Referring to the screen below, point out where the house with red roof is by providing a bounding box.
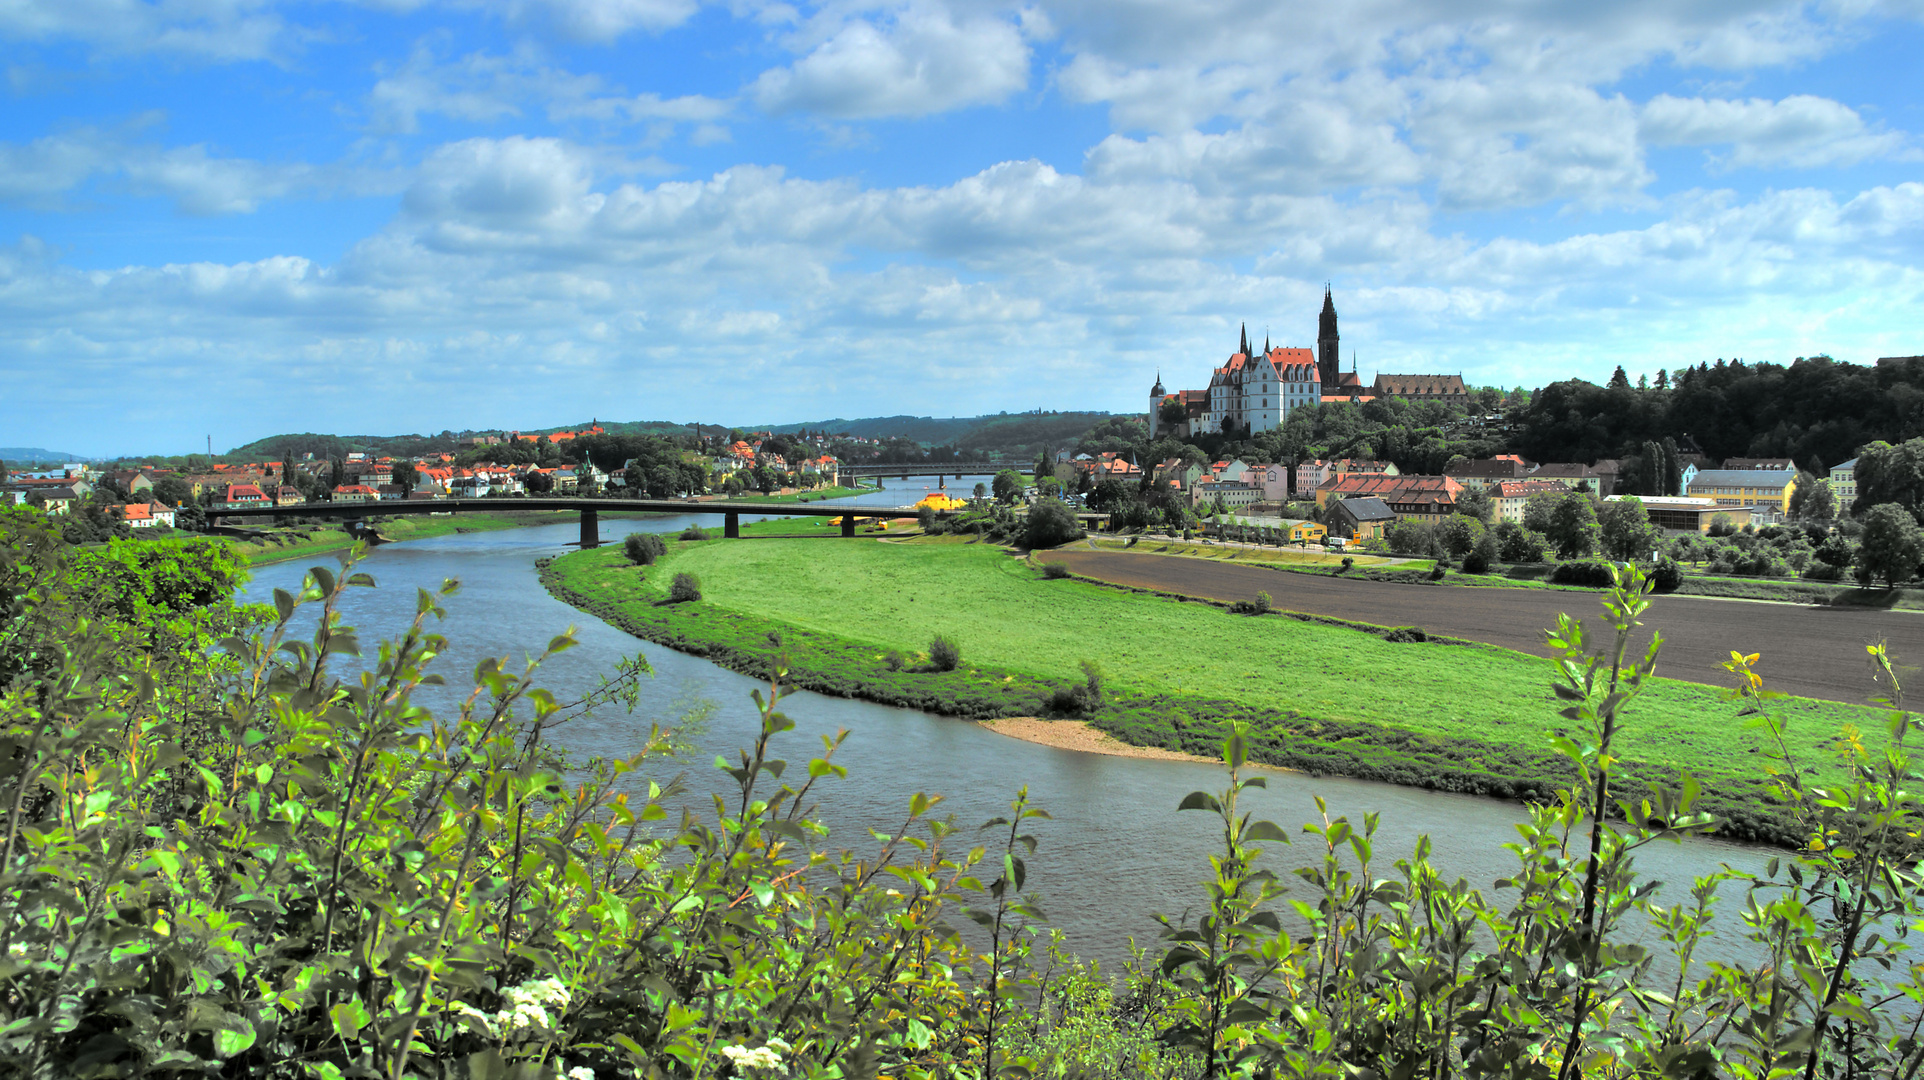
[331,484,379,503]
[1316,474,1463,519]
[116,501,177,529]
[220,483,270,510]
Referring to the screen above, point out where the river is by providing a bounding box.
[241,476,1767,971]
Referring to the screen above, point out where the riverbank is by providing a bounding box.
[540,534,1886,845]
[983,716,1267,766]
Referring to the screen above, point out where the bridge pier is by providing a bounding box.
[841,516,856,538]
[579,509,600,549]
[938,475,944,489]
[725,511,740,539]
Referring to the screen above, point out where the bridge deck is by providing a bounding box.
[209,497,927,520]
[208,496,1108,547]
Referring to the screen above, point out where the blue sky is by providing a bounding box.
[2,0,1921,456]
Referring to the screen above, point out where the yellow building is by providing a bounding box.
[1280,519,1328,544]
[1682,469,1797,521]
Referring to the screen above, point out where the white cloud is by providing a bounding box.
[475,0,702,41]
[0,0,284,60]
[1085,97,1422,195]
[367,46,734,140]
[1411,79,1651,210]
[1641,93,1911,169]
[0,123,403,215]
[752,2,1031,118]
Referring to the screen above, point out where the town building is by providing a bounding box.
[331,484,379,503]
[1531,462,1617,497]
[219,483,270,510]
[1314,473,1463,514]
[1608,495,1750,533]
[1445,456,1531,491]
[116,501,176,529]
[1329,497,1396,540]
[1829,458,1858,508]
[1279,519,1329,545]
[1490,479,1571,523]
[1251,463,1291,502]
[1373,374,1469,401]
[1683,469,1797,522]
[1193,480,1261,510]
[1295,458,1397,497]
[1721,457,1795,471]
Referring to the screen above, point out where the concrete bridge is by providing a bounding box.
[837,463,1008,484]
[210,496,1109,548]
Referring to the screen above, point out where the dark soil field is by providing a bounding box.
[1039,548,1924,706]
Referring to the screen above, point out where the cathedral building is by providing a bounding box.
[1150,288,1463,438]
[1152,288,1344,439]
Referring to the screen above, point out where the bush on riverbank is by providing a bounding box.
[669,571,701,602]
[624,531,666,565]
[929,633,961,671]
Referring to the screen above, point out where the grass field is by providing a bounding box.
[721,484,877,505]
[545,535,1885,844]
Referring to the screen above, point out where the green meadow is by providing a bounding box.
[546,534,1884,843]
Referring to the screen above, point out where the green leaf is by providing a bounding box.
[1244,820,1290,843]
[213,1020,256,1058]
[328,1000,370,1040]
[1177,791,1222,813]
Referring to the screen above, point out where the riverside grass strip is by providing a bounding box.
[542,537,1887,845]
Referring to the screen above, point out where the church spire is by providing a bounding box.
[1239,323,1249,358]
[1317,286,1340,387]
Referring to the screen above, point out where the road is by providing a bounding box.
[1037,548,1922,706]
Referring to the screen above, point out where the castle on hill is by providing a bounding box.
[1150,288,1467,440]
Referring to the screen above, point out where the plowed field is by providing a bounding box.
[1037,548,1924,706]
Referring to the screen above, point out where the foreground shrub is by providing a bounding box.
[1649,555,1683,591]
[1041,560,1072,580]
[1024,498,1085,548]
[669,571,702,602]
[929,633,961,671]
[9,524,1924,1080]
[624,531,666,565]
[1230,590,1272,615]
[1550,558,1616,587]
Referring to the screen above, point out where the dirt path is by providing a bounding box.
[1038,548,1922,706]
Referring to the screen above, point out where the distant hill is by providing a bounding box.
[0,447,82,464]
[761,412,1112,452]
[219,413,1113,463]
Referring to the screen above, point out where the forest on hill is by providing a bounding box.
[1514,356,1924,470]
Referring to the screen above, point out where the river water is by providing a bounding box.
[241,477,1768,971]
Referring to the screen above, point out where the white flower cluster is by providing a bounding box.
[450,977,574,1039]
[720,1038,790,1075]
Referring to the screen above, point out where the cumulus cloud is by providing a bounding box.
[751,2,1032,118]
[1641,93,1912,169]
